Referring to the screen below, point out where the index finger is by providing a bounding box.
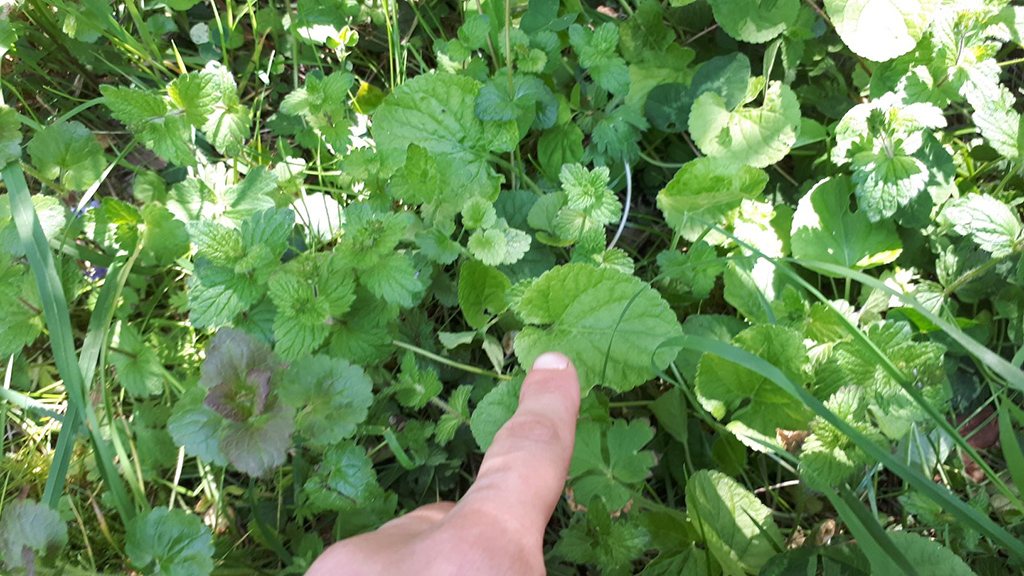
[444,352,580,544]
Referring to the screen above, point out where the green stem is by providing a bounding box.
[392,340,512,381]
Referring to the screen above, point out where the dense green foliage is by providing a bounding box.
[2,0,1024,574]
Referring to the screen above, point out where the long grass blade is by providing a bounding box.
[671,335,1024,561]
[5,163,135,521]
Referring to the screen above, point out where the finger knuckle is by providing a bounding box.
[497,413,563,445]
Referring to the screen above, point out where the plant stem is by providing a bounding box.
[392,340,512,381]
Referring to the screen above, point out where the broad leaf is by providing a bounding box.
[513,263,682,394]
[824,0,935,62]
[689,79,800,168]
[0,500,67,570]
[791,177,903,274]
[686,470,784,575]
[125,508,214,576]
[708,0,800,44]
[657,156,768,243]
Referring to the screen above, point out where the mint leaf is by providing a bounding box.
[824,0,934,62]
[791,177,903,274]
[303,442,381,513]
[831,93,948,221]
[0,259,44,357]
[470,376,522,450]
[125,508,214,576]
[467,222,531,266]
[268,252,356,360]
[281,355,372,447]
[0,499,67,570]
[657,156,768,242]
[391,352,443,409]
[939,194,1021,258]
[695,325,812,451]
[110,323,165,397]
[188,208,293,328]
[569,418,656,510]
[554,498,649,572]
[27,121,106,191]
[689,79,800,168]
[101,85,195,166]
[708,0,800,43]
[167,164,278,226]
[686,470,783,575]
[513,263,682,394]
[167,72,219,126]
[372,73,518,198]
[459,260,511,330]
[964,73,1024,163]
[822,320,950,439]
[799,386,885,488]
[569,23,630,95]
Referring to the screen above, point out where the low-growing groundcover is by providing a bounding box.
[2,0,1024,574]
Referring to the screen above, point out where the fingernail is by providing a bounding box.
[532,352,570,370]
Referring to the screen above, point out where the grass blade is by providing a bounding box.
[671,335,1024,561]
[5,163,136,521]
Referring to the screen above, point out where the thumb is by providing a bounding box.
[447,352,580,541]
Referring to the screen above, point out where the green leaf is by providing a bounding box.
[939,194,1021,259]
[459,260,511,330]
[167,164,279,226]
[884,532,977,576]
[695,325,813,451]
[964,74,1024,163]
[799,386,884,488]
[689,79,800,168]
[513,263,682,394]
[824,0,934,62]
[26,121,106,191]
[101,85,195,166]
[570,418,656,509]
[822,320,950,440]
[110,323,164,397]
[657,241,724,300]
[0,105,22,168]
[359,253,422,307]
[470,376,523,450]
[685,469,783,575]
[791,177,903,274]
[831,93,948,221]
[167,72,219,127]
[125,508,214,576]
[554,498,650,571]
[391,352,443,409]
[281,355,372,447]
[467,224,532,266]
[269,253,356,360]
[168,387,229,466]
[569,23,631,95]
[657,156,768,242]
[0,260,44,357]
[708,0,800,43]
[141,204,190,265]
[0,195,67,257]
[219,402,295,477]
[372,73,518,198]
[0,500,68,570]
[537,123,585,181]
[303,442,382,513]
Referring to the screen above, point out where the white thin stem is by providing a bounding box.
[607,161,632,251]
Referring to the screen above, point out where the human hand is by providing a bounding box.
[307,352,580,576]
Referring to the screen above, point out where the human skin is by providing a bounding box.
[307,352,580,576]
